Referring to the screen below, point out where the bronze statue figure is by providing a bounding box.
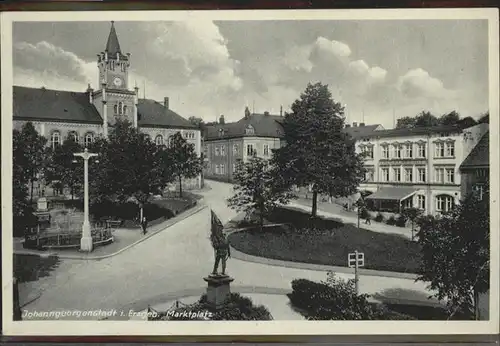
[210,210,231,276]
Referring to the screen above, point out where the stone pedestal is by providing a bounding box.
[37,197,48,211]
[203,274,234,309]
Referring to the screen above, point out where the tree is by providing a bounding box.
[478,111,489,124]
[458,116,477,128]
[416,188,489,320]
[45,136,84,200]
[414,111,440,127]
[13,129,33,235]
[272,82,366,217]
[227,156,294,231]
[188,116,205,131]
[396,116,418,129]
[16,123,48,204]
[91,120,169,218]
[168,132,202,198]
[401,207,423,240]
[440,111,461,126]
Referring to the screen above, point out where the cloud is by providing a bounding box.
[314,37,351,58]
[398,68,455,99]
[283,44,314,72]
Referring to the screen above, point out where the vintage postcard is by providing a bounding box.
[1,9,499,336]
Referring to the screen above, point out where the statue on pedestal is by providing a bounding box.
[210,210,230,276]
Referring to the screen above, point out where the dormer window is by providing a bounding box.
[245,125,255,135]
[218,128,224,138]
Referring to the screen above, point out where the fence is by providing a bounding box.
[24,227,113,250]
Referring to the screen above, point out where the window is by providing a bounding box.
[365,169,374,182]
[114,104,118,114]
[114,102,126,115]
[381,145,389,159]
[247,144,255,156]
[417,195,426,210]
[417,168,426,183]
[394,144,402,159]
[220,164,225,175]
[84,132,94,147]
[218,128,224,138]
[435,142,445,157]
[51,131,61,149]
[123,105,127,115]
[446,168,455,183]
[393,167,401,182]
[263,144,269,156]
[404,167,413,182]
[221,145,226,156]
[184,131,195,139]
[381,168,389,182]
[404,144,413,158]
[215,164,220,175]
[417,143,426,158]
[435,168,445,183]
[233,144,239,155]
[69,131,79,143]
[167,136,174,147]
[215,146,220,156]
[362,146,374,159]
[204,145,208,155]
[446,142,455,157]
[155,135,163,146]
[475,169,488,178]
[245,125,255,135]
[473,184,485,201]
[232,163,236,173]
[436,195,454,212]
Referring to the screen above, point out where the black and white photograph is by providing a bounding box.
[1,9,498,336]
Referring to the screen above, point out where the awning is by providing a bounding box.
[365,187,420,201]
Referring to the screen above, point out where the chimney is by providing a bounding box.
[360,123,365,127]
[87,84,94,103]
[219,114,225,124]
[264,111,270,116]
[164,97,169,109]
[280,105,283,116]
[353,122,358,127]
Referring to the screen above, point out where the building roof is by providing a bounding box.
[365,187,420,201]
[361,124,466,139]
[106,21,122,55]
[460,131,489,170]
[344,124,382,139]
[137,99,197,129]
[13,86,103,124]
[205,112,284,140]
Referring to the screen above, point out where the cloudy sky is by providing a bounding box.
[13,19,489,128]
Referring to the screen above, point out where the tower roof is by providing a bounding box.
[105,21,122,55]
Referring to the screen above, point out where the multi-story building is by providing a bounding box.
[459,131,490,321]
[351,123,489,215]
[13,21,202,196]
[203,108,284,182]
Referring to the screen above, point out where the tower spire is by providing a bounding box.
[105,21,122,55]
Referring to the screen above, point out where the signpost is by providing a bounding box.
[348,250,365,295]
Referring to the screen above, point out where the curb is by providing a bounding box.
[227,228,419,280]
[14,203,208,261]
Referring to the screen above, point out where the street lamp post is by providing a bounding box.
[73,148,98,252]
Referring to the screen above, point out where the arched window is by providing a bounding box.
[167,136,174,147]
[436,195,454,213]
[51,131,61,149]
[245,125,255,135]
[155,135,164,146]
[123,105,127,115]
[114,104,118,114]
[84,132,94,147]
[69,131,79,143]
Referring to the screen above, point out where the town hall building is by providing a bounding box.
[13,21,202,196]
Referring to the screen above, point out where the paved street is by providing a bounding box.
[21,180,438,320]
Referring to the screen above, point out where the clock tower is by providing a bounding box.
[94,21,138,135]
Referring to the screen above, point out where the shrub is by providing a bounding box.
[288,274,414,320]
[153,293,273,321]
[374,213,385,223]
[386,215,396,225]
[396,215,407,228]
[360,208,370,220]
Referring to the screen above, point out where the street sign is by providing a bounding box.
[348,251,364,268]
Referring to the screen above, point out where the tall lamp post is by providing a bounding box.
[73,148,99,252]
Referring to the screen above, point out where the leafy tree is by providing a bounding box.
[440,111,461,126]
[273,82,366,217]
[45,136,84,200]
[458,116,477,128]
[13,129,33,235]
[401,207,424,240]
[90,120,168,218]
[414,111,440,127]
[416,187,489,319]
[168,132,202,198]
[478,111,489,124]
[396,116,418,129]
[15,122,48,204]
[188,116,205,131]
[227,156,294,231]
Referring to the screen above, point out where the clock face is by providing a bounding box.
[113,77,123,87]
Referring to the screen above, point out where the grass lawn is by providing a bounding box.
[229,207,422,274]
[13,254,61,283]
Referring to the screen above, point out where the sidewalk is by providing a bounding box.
[291,198,414,240]
[14,202,207,260]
